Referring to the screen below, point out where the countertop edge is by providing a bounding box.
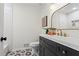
[39,34,79,51]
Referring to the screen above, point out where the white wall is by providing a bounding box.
[41,4,52,28]
[13,4,41,49]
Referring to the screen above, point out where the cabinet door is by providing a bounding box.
[56,43,79,56]
[0,4,4,56]
[44,47,56,56]
[39,44,44,56]
[40,37,57,52]
[61,45,79,56]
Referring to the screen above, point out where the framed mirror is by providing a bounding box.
[52,3,79,30]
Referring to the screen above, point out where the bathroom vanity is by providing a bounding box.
[39,34,79,56]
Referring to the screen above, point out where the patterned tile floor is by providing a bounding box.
[7,47,38,56]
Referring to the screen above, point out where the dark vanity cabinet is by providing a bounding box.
[39,36,79,56]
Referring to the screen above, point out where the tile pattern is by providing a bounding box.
[7,48,38,56]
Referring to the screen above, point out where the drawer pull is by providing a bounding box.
[62,50,67,54]
[62,51,65,54]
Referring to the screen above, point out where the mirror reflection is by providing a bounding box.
[52,3,79,29]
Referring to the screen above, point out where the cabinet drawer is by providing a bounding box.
[45,43,57,53]
[44,47,56,56]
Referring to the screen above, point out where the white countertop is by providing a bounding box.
[40,34,79,51]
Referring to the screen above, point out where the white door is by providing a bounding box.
[0,3,4,56]
[0,3,13,56]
